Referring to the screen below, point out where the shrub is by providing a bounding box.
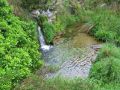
[21,0,52,10]
[85,8,120,45]
[84,0,120,7]
[0,0,43,89]
[15,75,98,90]
[43,21,55,43]
[38,15,48,27]
[15,75,120,90]
[90,44,120,84]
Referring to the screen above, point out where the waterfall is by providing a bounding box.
[38,26,53,51]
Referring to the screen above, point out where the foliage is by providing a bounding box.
[15,75,98,90]
[0,0,43,89]
[78,7,120,45]
[41,14,78,43]
[21,0,52,11]
[5,0,120,90]
[15,75,120,90]
[84,0,120,9]
[93,10,120,45]
[8,0,82,44]
[90,44,120,84]
[37,0,82,43]
[8,0,31,20]
[37,15,55,43]
[55,0,81,28]
[38,15,48,27]
[42,21,55,43]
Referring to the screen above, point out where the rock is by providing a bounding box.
[45,46,100,79]
[99,3,107,8]
[91,44,102,51]
[31,10,40,17]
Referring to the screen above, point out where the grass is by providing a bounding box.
[90,43,120,86]
[15,75,98,90]
[15,74,120,90]
[77,2,120,45]
[9,0,120,90]
[15,44,120,90]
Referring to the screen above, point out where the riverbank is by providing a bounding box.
[36,23,102,79]
[7,0,120,90]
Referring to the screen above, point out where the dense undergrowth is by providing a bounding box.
[37,0,81,43]
[15,76,97,90]
[90,43,120,89]
[0,0,43,89]
[81,8,120,45]
[16,0,120,90]
[80,1,120,87]
[38,0,120,44]
[1,0,120,90]
[15,44,120,90]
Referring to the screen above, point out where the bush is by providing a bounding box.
[43,21,55,43]
[15,75,98,90]
[42,14,78,43]
[84,0,120,8]
[0,0,43,89]
[38,15,48,27]
[21,0,52,10]
[84,8,120,44]
[90,44,120,84]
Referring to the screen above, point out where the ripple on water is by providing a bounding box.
[42,23,101,79]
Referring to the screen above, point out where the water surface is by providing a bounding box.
[43,23,100,68]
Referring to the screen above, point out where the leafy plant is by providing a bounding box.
[0,0,43,89]
[43,21,55,43]
[90,44,120,83]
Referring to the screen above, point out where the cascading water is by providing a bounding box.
[38,26,53,51]
[40,23,102,79]
[32,9,54,52]
[32,9,101,78]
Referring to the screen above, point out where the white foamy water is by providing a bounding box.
[38,26,53,51]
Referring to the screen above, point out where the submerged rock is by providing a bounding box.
[46,47,99,79]
[39,23,102,79]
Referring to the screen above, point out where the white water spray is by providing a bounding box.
[38,26,53,51]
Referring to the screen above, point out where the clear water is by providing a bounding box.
[42,23,100,67]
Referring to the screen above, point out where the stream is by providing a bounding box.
[37,23,102,79]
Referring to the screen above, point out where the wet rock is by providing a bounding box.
[31,10,40,17]
[45,45,101,79]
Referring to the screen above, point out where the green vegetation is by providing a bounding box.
[90,43,120,85]
[21,0,52,11]
[42,21,56,43]
[38,0,81,43]
[1,0,120,90]
[15,44,120,90]
[83,0,120,89]
[0,0,42,89]
[15,75,97,90]
[77,0,120,45]
[87,9,120,45]
[12,0,120,44]
[17,0,120,90]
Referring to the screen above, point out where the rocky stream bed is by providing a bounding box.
[37,23,102,79]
